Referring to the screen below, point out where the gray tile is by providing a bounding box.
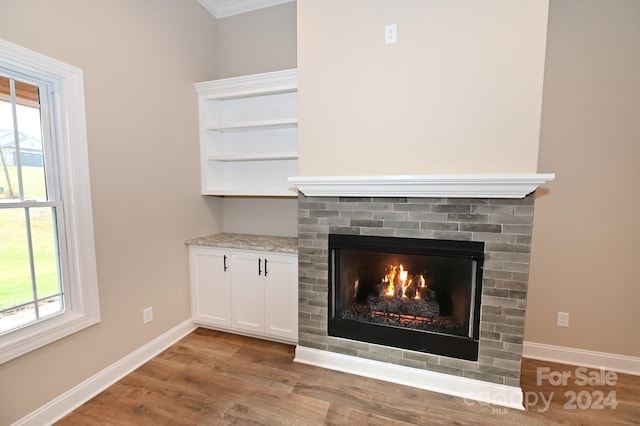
[395,229,433,238]
[447,214,489,223]
[408,212,448,222]
[494,324,525,336]
[373,211,410,220]
[480,331,501,341]
[384,220,420,229]
[503,225,533,236]
[460,223,502,233]
[431,204,471,213]
[357,350,390,363]
[421,222,459,231]
[351,219,384,228]
[432,231,472,240]
[361,228,396,237]
[471,205,515,215]
[463,371,504,385]
[489,214,534,226]
[326,345,358,357]
[340,210,374,219]
[297,341,327,351]
[389,357,427,370]
[485,242,531,254]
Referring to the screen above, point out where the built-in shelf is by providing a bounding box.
[288,174,555,199]
[195,69,298,197]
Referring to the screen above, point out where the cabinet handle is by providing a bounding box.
[223,255,228,272]
[258,258,262,276]
[264,258,268,276]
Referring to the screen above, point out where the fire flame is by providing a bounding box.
[382,264,427,299]
[414,274,426,299]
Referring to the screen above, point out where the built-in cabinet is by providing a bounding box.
[194,69,298,196]
[189,244,298,344]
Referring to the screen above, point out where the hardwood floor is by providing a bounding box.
[58,328,639,425]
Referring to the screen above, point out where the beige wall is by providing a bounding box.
[526,0,640,357]
[0,1,220,423]
[297,0,549,176]
[217,3,298,237]
[218,2,297,78]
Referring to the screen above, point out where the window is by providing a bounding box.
[0,72,64,332]
[0,39,99,364]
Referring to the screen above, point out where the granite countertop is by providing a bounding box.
[186,233,298,254]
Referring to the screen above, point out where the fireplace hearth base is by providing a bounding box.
[294,345,526,410]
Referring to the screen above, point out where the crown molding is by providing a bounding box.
[288,174,556,199]
[198,0,294,18]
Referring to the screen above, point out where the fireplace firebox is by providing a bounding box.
[328,234,484,361]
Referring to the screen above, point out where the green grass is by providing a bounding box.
[0,165,60,310]
[0,162,47,199]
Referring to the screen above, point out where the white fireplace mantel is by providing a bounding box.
[288,173,555,198]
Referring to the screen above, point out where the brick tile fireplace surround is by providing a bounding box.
[290,174,552,409]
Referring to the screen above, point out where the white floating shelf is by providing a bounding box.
[208,152,298,162]
[287,174,555,199]
[206,119,297,132]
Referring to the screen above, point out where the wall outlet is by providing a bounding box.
[143,306,153,324]
[557,311,569,327]
[385,24,397,44]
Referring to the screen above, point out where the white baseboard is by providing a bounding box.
[15,319,197,426]
[523,341,640,376]
[294,346,524,411]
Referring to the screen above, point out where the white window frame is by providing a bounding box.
[0,39,100,364]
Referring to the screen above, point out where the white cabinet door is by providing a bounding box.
[263,253,298,341]
[230,250,265,334]
[189,246,231,328]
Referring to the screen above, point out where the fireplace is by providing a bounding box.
[328,234,484,360]
[294,191,540,388]
[290,174,553,409]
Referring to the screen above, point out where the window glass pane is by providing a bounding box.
[16,103,46,200]
[0,208,31,309]
[0,78,45,202]
[31,207,62,301]
[0,208,35,332]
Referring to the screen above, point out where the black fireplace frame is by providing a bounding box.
[328,234,484,361]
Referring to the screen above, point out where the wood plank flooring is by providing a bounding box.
[57,328,640,425]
